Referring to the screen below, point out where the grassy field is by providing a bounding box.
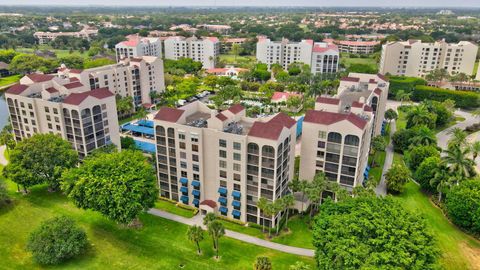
[219,54,256,69]
[0,74,21,89]
[395,181,480,270]
[0,176,314,270]
[340,55,377,69]
[368,151,386,184]
[16,47,91,59]
[154,199,196,218]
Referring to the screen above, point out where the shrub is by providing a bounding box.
[412,85,480,108]
[388,76,427,98]
[392,129,417,153]
[385,164,411,194]
[0,179,10,207]
[27,216,88,265]
[445,180,480,234]
[415,156,441,192]
[405,145,440,172]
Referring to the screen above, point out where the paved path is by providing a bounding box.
[0,145,8,166]
[147,209,315,257]
[375,119,396,196]
[436,109,477,150]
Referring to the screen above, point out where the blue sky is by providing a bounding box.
[1,0,479,7]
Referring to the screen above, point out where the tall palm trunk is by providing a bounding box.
[285,208,289,230]
[212,235,216,250]
[215,239,219,259]
[196,241,201,254]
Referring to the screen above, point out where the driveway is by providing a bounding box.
[148,208,315,257]
[375,120,396,196]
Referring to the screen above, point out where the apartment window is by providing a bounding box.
[178,133,186,140]
[233,153,241,161]
[233,163,241,171]
[180,161,187,169]
[318,141,326,148]
[220,170,227,178]
[219,150,227,158]
[181,171,187,177]
[44,107,50,113]
[219,160,227,168]
[219,139,227,148]
[318,131,326,139]
[234,173,241,181]
[192,154,199,162]
[179,142,186,149]
[180,152,186,159]
[192,144,199,152]
[233,142,241,150]
[53,108,58,114]
[193,164,199,172]
[220,180,227,187]
[191,134,199,142]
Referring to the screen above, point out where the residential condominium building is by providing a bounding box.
[153,101,297,227]
[58,56,165,107]
[299,73,389,197]
[33,26,98,45]
[115,34,162,62]
[5,74,120,158]
[256,38,339,74]
[164,36,220,69]
[379,40,478,77]
[326,39,379,54]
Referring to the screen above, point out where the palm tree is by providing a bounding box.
[272,200,284,236]
[471,141,480,161]
[447,128,468,149]
[442,145,476,181]
[256,197,268,233]
[305,172,328,221]
[298,180,309,214]
[254,256,272,270]
[430,165,452,202]
[187,225,204,255]
[281,194,295,231]
[207,220,225,259]
[263,202,277,238]
[410,126,437,146]
[203,212,217,226]
[395,90,411,105]
[370,136,386,166]
[406,105,433,129]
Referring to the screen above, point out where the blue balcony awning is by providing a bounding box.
[218,197,227,204]
[232,210,241,217]
[232,200,241,208]
[366,165,371,171]
[191,180,200,187]
[180,177,188,184]
[218,187,227,195]
[193,198,199,206]
[192,189,200,197]
[180,195,189,203]
[180,186,188,193]
[219,206,228,213]
[232,190,241,199]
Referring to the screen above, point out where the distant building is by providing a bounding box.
[153,101,296,227]
[115,34,162,62]
[325,39,379,54]
[256,38,339,75]
[5,74,120,158]
[380,40,478,77]
[437,10,455,15]
[164,36,220,69]
[205,66,248,77]
[222,38,247,53]
[169,24,198,33]
[427,81,480,92]
[197,24,232,34]
[58,56,165,107]
[33,26,98,45]
[299,73,389,201]
[270,92,303,103]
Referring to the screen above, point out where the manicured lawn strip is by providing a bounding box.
[394,181,480,270]
[16,47,91,59]
[368,151,386,183]
[219,54,256,68]
[396,109,407,131]
[154,199,196,218]
[0,74,21,88]
[340,55,377,70]
[218,219,266,239]
[0,181,314,270]
[271,215,314,249]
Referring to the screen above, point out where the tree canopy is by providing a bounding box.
[61,150,157,225]
[313,196,438,270]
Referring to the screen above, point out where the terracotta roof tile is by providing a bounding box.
[304,110,367,129]
[248,112,296,140]
[45,87,58,93]
[340,77,360,82]
[376,73,389,82]
[26,73,54,83]
[154,107,185,122]
[316,96,340,105]
[228,104,244,114]
[200,200,217,208]
[63,88,113,105]
[63,81,83,89]
[6,84,28,95]
[216,112,228,121]
[374,88,382,95]
[352,101,364,108]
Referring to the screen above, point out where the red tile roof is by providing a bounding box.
[364,105,373,112]
[45,87,59,93]
[69,77,79,82]
[369,79,377,84]
[228,104,244,114]
[352,101,363,108]
[63,88,114,105]
[376,73,389,82]
[200,200,217,208]
[312,43,338,53]
[271,91,302,101]
[216,112,228,121]
[336,40,379,46]
[340,77,360,82]
[154,107,185,123]
[248,112,296,140]
[304,110,367,129]
[63,81,84,89]
[69,69,83,74]
[316,96,340,105]
[26,73,55,83]
[6,84,28,95]
[374,88,382,95]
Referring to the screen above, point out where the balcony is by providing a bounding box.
[218,187,227,195]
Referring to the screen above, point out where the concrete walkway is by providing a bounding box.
[375,119,396,196]
[147,208,315,257]
[0,145,8,166]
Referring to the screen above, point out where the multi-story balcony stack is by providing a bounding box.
[164,36,220,69]
[115,34,162,62]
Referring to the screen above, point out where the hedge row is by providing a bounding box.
[412,85,480,108]
[388,76,427,98]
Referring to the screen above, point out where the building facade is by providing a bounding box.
[334,40,379,54]
[299,73,389,197]
[256,38,339,74]
[153,101,296,227]
[58,56,165,107]
[33,26,98,45]
[164,36,220,69]
[379,40,478,77]
[115,34,162,62]
[5,74,120,158]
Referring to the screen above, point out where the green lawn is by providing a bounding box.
[340,55,377,70]
[394,181,480,270]
[154,199,196,218]
[0,179,314,269]
[0,74,21,88]
[16,47,91,59]
[368,151,386,184]
[219,54,256,69]
[396,109,407,131]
